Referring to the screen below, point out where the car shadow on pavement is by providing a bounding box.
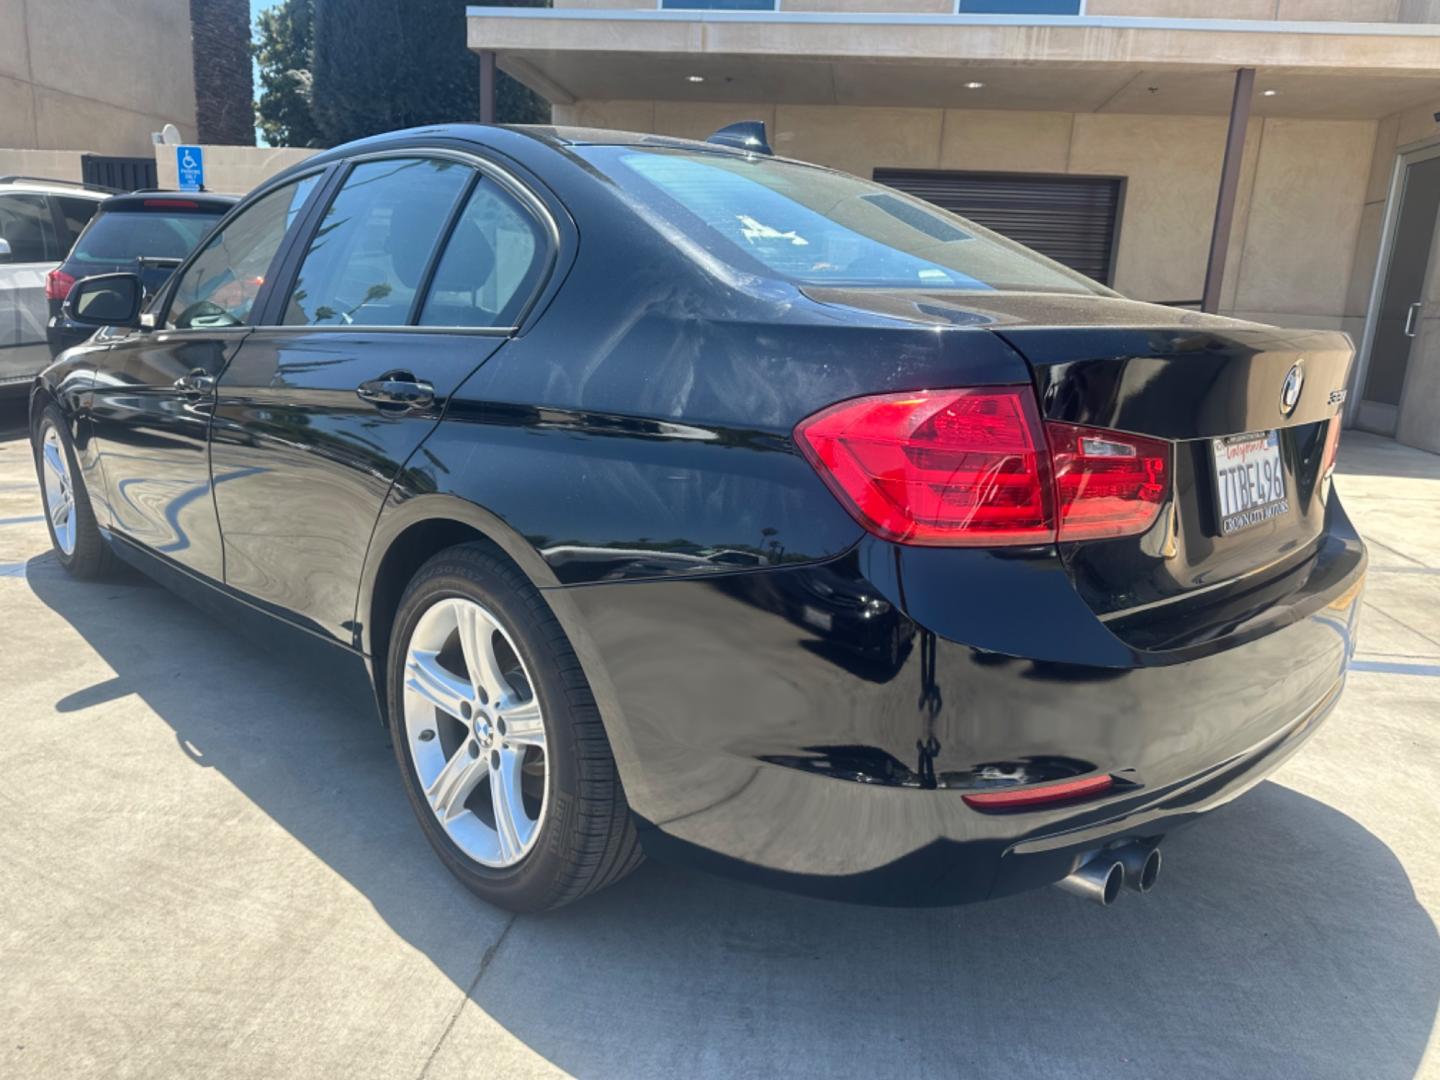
[26,552,1440,1080]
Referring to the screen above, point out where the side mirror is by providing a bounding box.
[0,238,12,264]
[62,273,144,329]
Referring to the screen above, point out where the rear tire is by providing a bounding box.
[386,543,642,912]
[32,403,116,580]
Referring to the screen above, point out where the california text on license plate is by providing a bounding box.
[1211,430,1289,535]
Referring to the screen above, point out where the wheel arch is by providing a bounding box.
[359,493,566,722]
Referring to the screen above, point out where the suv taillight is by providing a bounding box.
[45,268,76,303]
[794,387,1171,547]
[1320,416,1342,482]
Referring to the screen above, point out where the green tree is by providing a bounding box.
[254,0,323,147]
[310,0,408,145]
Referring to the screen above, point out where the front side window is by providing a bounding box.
[418,179,547,329]
[0,193,58,263]
[584,146,1107,295]
[167,174,319,330]
[282,158,471,327]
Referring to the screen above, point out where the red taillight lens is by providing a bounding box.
[142,198,199,209]
[1046,422,1171,542]
[794,387,1054,546]
[1320,416,1342,481]
[962,773,1114,810]
[45,268,76,303]
[796,387,1174,547]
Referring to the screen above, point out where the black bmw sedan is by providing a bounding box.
[31,124,1365,912]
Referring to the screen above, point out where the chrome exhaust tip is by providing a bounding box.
[1056,855,1125,907]
[1117,844,1162,893]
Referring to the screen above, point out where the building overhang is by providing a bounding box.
[467,7,1440,119]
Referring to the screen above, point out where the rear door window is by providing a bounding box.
[0,193,59,263]
[418,178,548,328]
[281,158,472,327]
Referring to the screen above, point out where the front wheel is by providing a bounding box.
[387,544,642,911]
[32,404,116,579]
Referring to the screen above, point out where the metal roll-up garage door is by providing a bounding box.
[873,169,1124,285]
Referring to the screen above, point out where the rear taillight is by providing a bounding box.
[794,387,1053,545]
[795,387,1172,547]
[1047,423,1170,542]
[1320,416,1342,481]
[45,268,76,303]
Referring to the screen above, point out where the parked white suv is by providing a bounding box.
[0,177,109,394]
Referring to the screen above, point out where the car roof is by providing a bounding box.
[97,191,238,213]
[0,176,112,198]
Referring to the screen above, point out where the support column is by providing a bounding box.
[479,50,497,125]
[1202,67,1256,314]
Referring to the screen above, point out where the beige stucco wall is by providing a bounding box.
[153,144,319,196]
[555,99,1374,332]
[0,148,86,182]
[0,0,198,156]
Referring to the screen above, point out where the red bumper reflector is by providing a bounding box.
[962,773,1114,810]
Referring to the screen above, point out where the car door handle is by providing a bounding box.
[357,372,435,411]
[1404,301,1423,338]
[173,370,215,395]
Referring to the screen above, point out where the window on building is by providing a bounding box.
[957,0,1083,13]
[282,158,472,327]
[418,180,548,329]
[659,0,778,11]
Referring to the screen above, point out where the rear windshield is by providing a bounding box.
[581,146,1110,296]
[71,210,223,265]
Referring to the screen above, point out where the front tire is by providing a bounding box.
[386,544,642,912]
[32,404,116,579]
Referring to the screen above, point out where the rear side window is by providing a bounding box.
[418,179,547,328]
[0,192,58,262]
[54,196,102,254]
[282,158,471,327]
[167,174,319,330]
[583,146,1108,296]
[71,210,222,265]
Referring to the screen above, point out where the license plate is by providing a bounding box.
[1211,430,1289,535]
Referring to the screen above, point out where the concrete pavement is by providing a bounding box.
[1,394,1437,1079]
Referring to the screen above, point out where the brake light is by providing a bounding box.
[795,387,1172,547]
[1046,423,1171,541]
[45,268,76,302]
[1320,416,1342,481]
[794,387,1053,545]
[142,198,200,209]
[962,773,1114,810]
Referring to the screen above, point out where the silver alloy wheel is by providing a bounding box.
[402,596,549,868]
[40,424,76,557]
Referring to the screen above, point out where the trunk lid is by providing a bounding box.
[801,289,1354,647]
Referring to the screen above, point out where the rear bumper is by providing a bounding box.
[550,501,1366,906]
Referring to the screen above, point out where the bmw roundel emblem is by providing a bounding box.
[1280,362,1304,415]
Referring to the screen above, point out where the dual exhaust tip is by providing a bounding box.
[1057,844,1162,907]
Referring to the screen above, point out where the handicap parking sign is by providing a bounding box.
[176,145,205,191]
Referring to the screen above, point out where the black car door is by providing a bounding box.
[208,152,553,645]
[86,172,325,580]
